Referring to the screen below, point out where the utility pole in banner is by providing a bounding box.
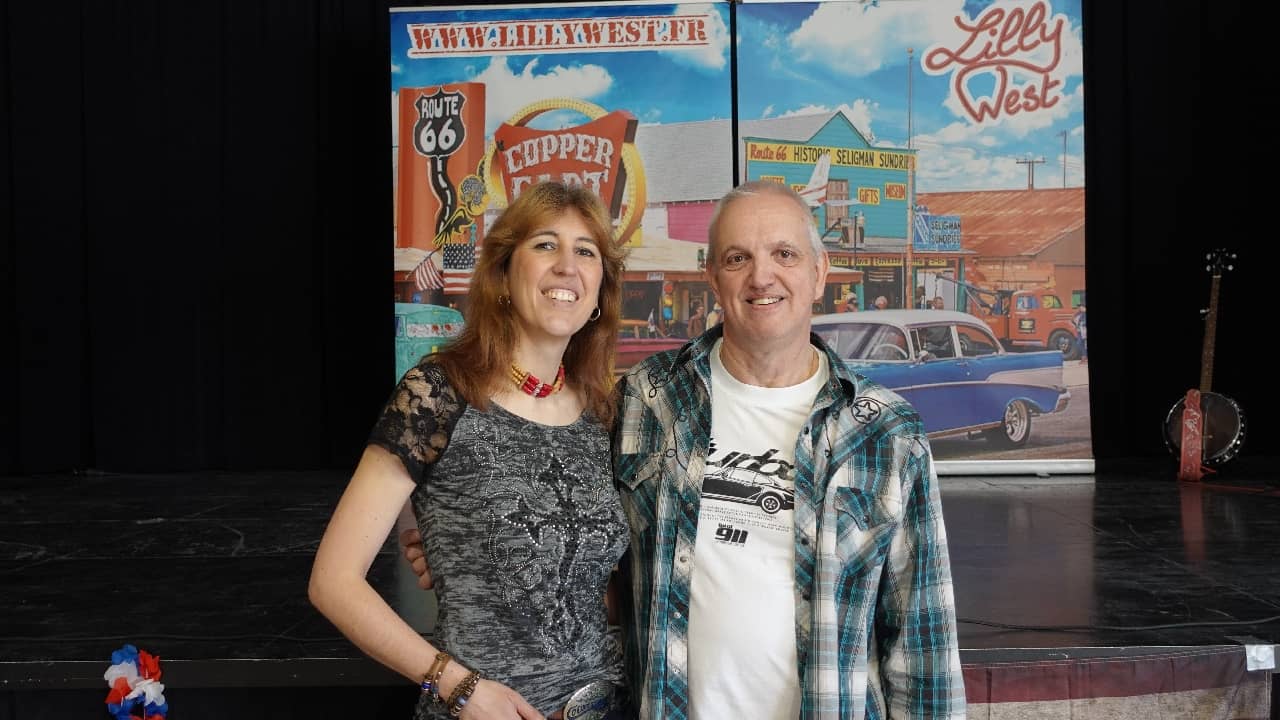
[1058,130,1068,187]
[904,47,914,309]
[1016,154,1045,189]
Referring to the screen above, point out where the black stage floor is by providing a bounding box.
[2,459,1278,716]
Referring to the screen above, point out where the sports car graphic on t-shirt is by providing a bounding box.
[701,465,796,515]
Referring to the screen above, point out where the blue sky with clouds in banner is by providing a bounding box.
[736,0,1084,192]
[391,0,1084,193]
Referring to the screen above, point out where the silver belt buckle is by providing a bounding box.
[563,679,615,720]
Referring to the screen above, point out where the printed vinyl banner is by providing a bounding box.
[390,0,734,382]
[733,0,1089,468]
[390,0,1091,470]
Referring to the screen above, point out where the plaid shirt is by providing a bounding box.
[613,327,965,720]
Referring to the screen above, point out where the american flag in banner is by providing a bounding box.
[442,243,479,295]
[411,253,444,291]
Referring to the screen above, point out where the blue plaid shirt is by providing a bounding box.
[613,328,965,719]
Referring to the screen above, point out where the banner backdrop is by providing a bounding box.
[390,0,1091,472]
[735,0,1089,471]
[390,1,734,382]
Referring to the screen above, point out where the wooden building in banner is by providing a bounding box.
[917,187,1086,308]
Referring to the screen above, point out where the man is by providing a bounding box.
[404,181,966,719]
[1073,303,1087,363]
[873,294,889,310]
[612,181,964,719]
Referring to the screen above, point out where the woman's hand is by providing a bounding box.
[458,678,544,720]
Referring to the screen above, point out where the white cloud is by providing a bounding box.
[779,103,832,118]
[663,7,729,72]
[788,0,966,77]
[471,57,614,135]
[914,142,1028,192]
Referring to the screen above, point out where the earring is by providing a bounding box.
[589,307,601,321]
[498,295,511,307]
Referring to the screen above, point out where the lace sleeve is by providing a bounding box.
[366,358,468,484]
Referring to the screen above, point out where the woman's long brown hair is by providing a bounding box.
[432,181,627,428]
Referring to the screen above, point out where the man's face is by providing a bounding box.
[707,191,828,355]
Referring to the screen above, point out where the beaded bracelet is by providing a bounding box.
[420,651,452,701]
[446,669,481,717]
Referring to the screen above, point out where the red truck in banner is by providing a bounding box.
[947,280,1081,360]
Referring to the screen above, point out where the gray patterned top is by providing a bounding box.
[369,359,628,718]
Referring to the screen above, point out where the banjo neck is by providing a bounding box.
[1198,270,1220,393]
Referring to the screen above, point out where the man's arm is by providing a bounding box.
[876,441,966,718]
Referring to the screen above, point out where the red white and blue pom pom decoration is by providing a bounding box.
[103,644,168,720]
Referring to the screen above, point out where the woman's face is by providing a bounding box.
[505,208,604,350]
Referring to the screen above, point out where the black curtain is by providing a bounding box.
[2,0,1271,475]
[4,0,394,473]
[1083,0,1268,473]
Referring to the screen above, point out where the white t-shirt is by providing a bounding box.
[688,340,828,720]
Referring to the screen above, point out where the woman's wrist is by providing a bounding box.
[434,662,470,701]
[445,668,481,716]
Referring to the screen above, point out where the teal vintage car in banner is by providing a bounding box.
[394,303,463,382]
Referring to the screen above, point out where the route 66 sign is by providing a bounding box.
[413,88,466,159]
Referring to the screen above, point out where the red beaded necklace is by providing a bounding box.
[509,362,565,398]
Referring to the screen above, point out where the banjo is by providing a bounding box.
[1163,248,1245,478]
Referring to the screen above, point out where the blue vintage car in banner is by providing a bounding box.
[811,309,1070,447]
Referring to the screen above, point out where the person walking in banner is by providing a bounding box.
[1073,303,1088,363]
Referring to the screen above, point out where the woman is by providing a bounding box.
[309,181,630,720]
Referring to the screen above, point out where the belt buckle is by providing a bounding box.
[563,679,615,720]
